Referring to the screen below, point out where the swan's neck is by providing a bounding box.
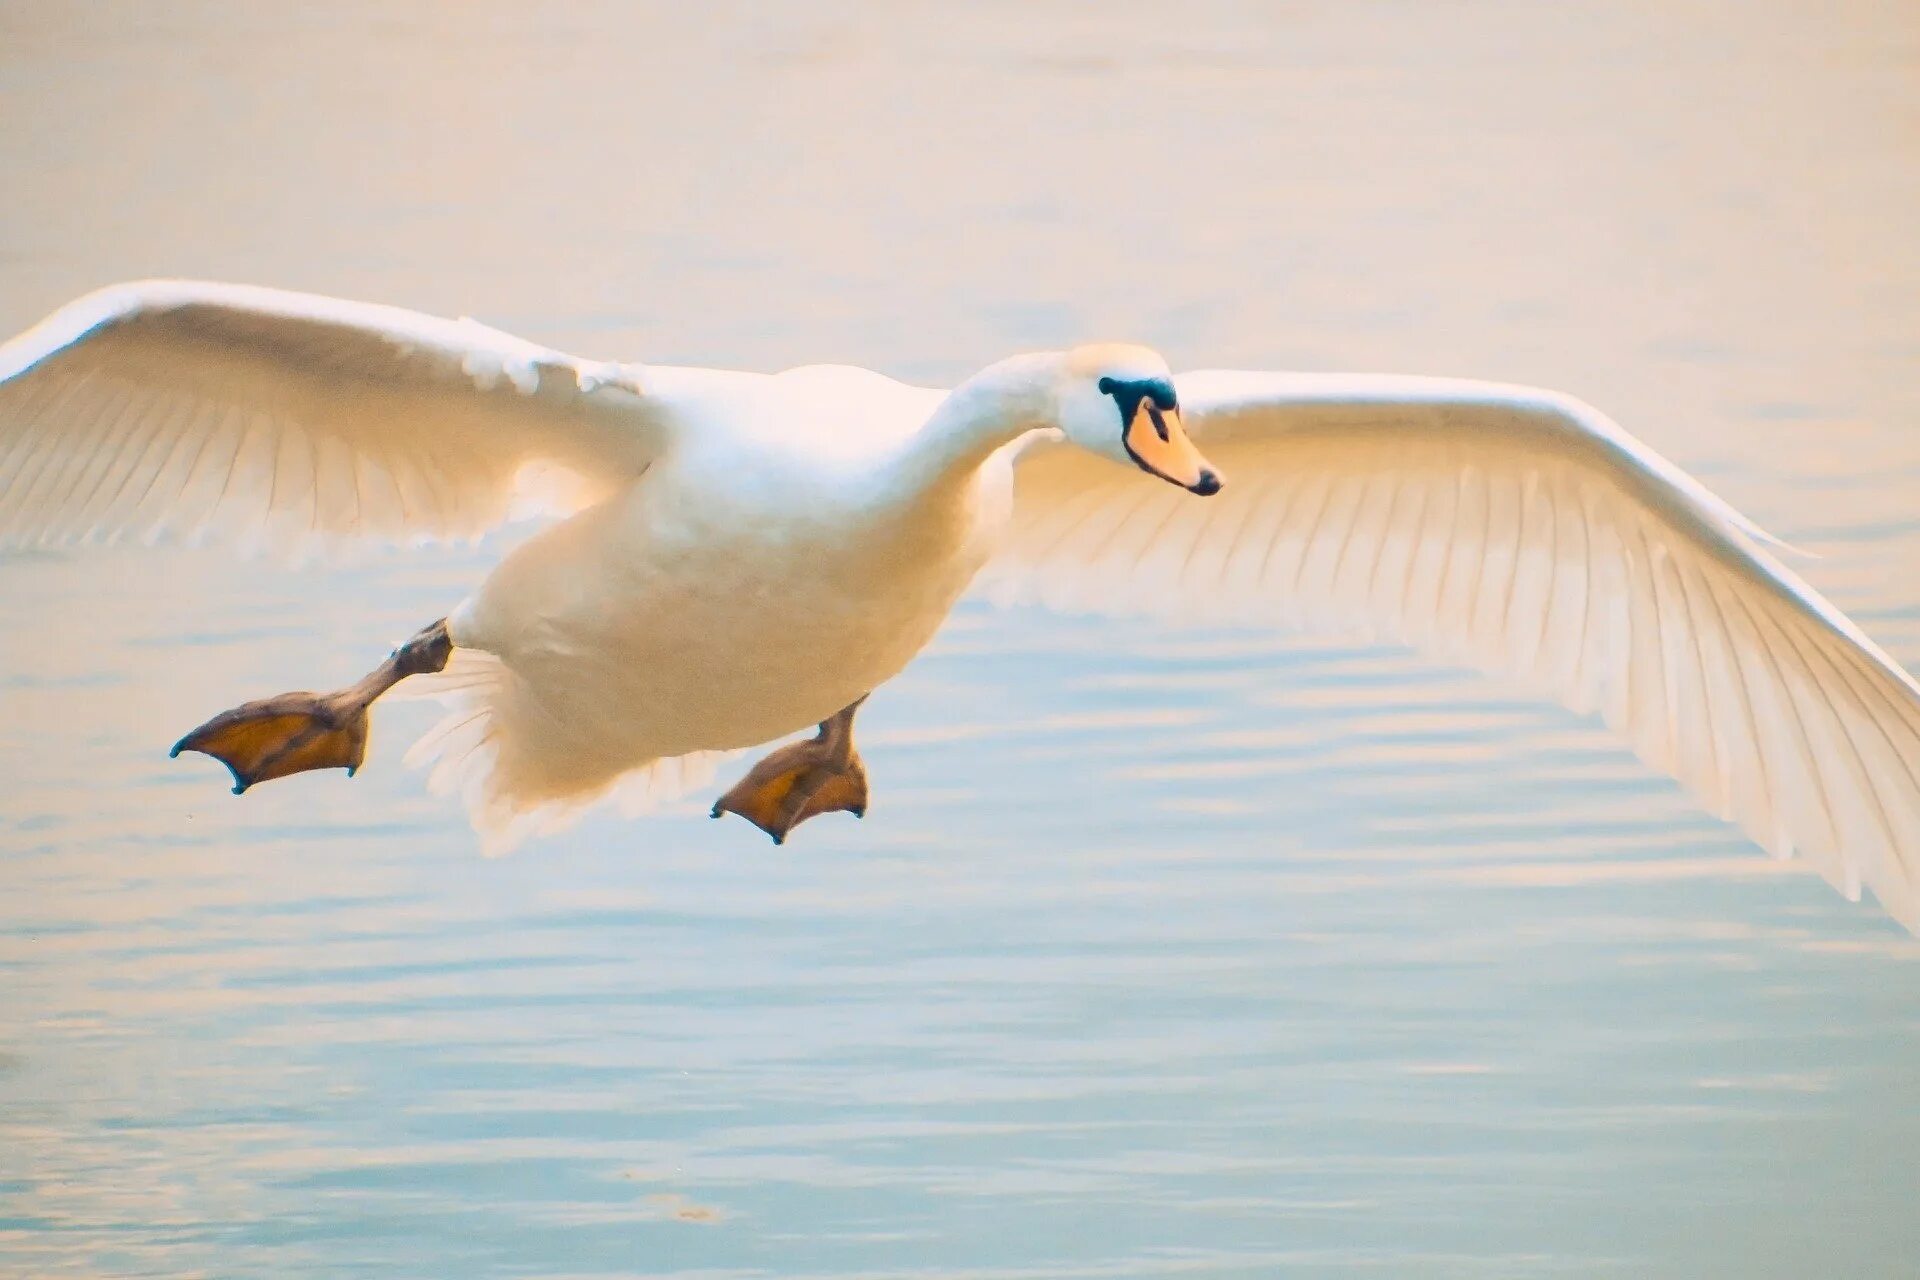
[892,353,1058,497]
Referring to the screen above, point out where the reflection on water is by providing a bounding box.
[4,1,1920,1276]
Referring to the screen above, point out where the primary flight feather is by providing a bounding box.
[3,280,1916,932]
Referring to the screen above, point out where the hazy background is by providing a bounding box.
[3,2,1919,1276]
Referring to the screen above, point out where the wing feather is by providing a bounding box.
[986,371,1920,930]
[0,280,662,555]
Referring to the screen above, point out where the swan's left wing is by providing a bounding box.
[0,280,663,556]
[983,370,1920,931]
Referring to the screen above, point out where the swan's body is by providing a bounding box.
[445,364,988,818]
[6,280,1920,933]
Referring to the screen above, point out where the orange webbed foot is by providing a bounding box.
[171,691,369,794]
[710,737,869,844]
[171,619,451,795]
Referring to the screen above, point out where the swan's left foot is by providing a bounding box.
[711,696,869,844]
[172,689,373,792]
[171,619,452,794]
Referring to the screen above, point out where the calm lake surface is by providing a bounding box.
[3,2,1919,1276]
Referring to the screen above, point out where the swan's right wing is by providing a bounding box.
[0,280,665,555]
[989,372,1920,931]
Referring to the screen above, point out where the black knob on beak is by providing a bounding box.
[1189,470,1223,497]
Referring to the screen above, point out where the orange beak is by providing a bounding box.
[1123,402,1222,495]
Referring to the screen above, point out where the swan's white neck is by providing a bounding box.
[892,352,1059,496]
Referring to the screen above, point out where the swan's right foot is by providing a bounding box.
[172,619,451,794]
[711,696,869,844]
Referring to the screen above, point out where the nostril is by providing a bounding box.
[1191,470,1223,496]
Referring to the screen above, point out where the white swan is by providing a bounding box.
[5,280,1920,932]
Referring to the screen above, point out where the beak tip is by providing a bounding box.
[1190,469,1223,497]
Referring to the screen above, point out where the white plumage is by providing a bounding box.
[989,373,1920,929]
[3,280,1917,932]
[0,280,659,552]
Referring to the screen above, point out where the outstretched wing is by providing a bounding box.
[0,280,663,555]
[985,370,1920,931]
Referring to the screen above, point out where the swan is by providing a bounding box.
[5,280,1920,933]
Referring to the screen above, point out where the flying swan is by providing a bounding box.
[4,280,1920,933]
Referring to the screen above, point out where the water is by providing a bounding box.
[3,2,1919,1275]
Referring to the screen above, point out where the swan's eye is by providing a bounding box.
[1098,376,1178,432]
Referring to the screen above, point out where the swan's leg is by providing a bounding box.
[711,695,870,844]
[172,619,452,794]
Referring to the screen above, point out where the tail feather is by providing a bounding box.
[400,649,733,854]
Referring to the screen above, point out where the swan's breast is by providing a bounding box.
[459,443,1003,754]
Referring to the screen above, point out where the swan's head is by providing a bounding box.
[1055,344,1222,496]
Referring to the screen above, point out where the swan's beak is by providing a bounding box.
[1123,402,1222,496]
